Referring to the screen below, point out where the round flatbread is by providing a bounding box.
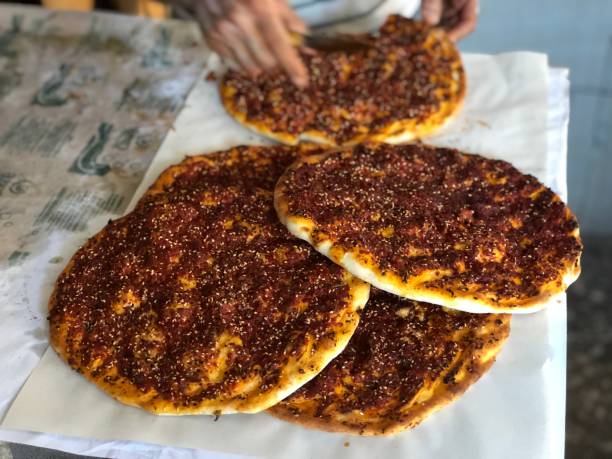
[221,16,464,146]
[275,143,582,313]
[49,145,370,415]
[269,289,510,435]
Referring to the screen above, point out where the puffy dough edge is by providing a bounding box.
[220,83,464,147]
[218,29,466,147]
[274,154,581,314]
[49,196,371,416]
[268,313,511,435]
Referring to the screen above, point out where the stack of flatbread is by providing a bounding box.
[48,16,582,436]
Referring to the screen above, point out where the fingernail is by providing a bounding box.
[289,21,307,34]
[423,7,441,24]
[293,76,308,88]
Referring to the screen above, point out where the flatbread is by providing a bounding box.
[221,16,465,146]
[49,145,370,415]
[269,289,510,435]
[275,143,582,313]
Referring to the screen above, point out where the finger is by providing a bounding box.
[223,50,245,72]
[447,0,478,41]
[421,0,443,25]
[276,0,308,34]
[212,41,241,71]
[230,4,277,70]
[445,0,469,16]
[194,2,216,31]
[197,6,231,58]
[217,19,262,76]
[206,28,241,71]
[301,46,317,56]
[258,14,309,87]
[196,3,230,54]
[207,33,233,60]
[204,0,232,17]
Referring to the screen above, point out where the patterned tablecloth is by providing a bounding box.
[0,4,205,265]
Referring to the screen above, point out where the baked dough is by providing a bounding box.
[49,145,370,415]
[275,143,582,313]
[270,289,510,435]
[221,16,465,146]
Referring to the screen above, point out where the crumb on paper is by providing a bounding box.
[344,441,350,447]
[476,120,491,128]
[206,71,217,81]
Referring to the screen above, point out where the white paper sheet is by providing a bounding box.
[1,53,569,459]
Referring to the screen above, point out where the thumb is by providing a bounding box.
[422,0,443,25]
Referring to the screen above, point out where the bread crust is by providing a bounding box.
[269,293,511,435]
[220,17,465,146]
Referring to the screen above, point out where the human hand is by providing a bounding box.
[421,0,479,41]
[190,0,309,86]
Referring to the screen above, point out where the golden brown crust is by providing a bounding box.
[220,17,465,146]
[275,143,582,313]
[268,290,510,435]
[49,145,370,415]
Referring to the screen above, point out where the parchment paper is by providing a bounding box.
[1,53,569,459]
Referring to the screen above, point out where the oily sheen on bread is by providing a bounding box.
[221,16,465,146]
[49,145,369,415]
[269,289,510,435]
[274,143,582,313]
